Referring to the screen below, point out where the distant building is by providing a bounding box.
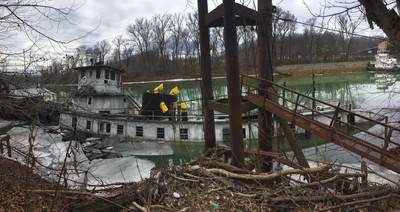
[373,41,399,70]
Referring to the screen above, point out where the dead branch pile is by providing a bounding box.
[67,155,400,212]
[2,147,400,211]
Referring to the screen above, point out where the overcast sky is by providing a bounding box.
[63,0,326,46]
[4,0,384,69]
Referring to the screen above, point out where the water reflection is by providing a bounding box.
[123,72,397,113]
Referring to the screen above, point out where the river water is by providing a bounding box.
[124,72,399,113]
[122,71,400,167]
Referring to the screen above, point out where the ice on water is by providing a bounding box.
[87,157,155,186]
[2,126,155,188]
[298,143,400,185]
[112,141,173,156]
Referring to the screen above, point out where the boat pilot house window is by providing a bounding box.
[99,122,111,134]
[136,126,143,137]
[106,123,111,133]
[86,120,91,130]
[180,128,189,140]
[117,125,124,135]
[111,71,115,80]
[99,122,104,132]
[96,70,101,79]
[157,128,165,139]
[105,70,110,79]
[80,71,85,78]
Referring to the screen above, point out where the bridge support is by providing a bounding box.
[198,0,259,167]
[197,0,306,169]
[198,0,216,150]
[223,0,244,167]
[257,0,274,171]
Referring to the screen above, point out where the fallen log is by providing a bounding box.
[189,164,330,181]
[131,201,147,212]
[200,161,251,174]
[294,173,367,188]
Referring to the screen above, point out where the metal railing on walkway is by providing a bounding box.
[241,74,400,173]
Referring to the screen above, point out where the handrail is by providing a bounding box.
[263,89,391,143]
[261,90,388,141]
[241,74,400,133]
[241,74,400,149]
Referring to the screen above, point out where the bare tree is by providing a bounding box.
[95,40,111,63]
[75,45,92,66]
[304,18,317,62]
[127,18,153,70]
[181,28,192,66]
[186,12,200,59]
[239,26,256,67]
[359,0,400,48]
[286,19,297,62]
[277,10,296,62]
[336,13,363,59]
[210,28,224,67]
[112,35,125,66]
[0,1,78,50]
[304,1,400,48]
[121,40,134,70]
[152,14,172,68]
[170,13,185,68]
[0,0,90,79]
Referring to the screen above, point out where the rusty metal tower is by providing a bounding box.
[197,0,274,168]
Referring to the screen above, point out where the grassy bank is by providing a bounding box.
[276,61,369,76]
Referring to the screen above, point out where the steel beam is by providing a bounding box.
[198,0,216,150]
[256,0,274,171]
[223,0,244,168]
[206,3,258,27]
[205,3,224,26]
[246,93,400,174]
[208,17,257,27]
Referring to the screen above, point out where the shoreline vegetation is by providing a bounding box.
[122,60,369,83]
[44,60,370,87]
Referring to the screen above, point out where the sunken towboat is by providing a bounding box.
[59,62,383,142]
[59,62,259,142]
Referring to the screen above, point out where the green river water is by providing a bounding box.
[121,71,400,167]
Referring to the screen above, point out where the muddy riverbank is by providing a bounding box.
[123,61,369,82]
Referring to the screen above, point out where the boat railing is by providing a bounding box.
[133,109,232,121]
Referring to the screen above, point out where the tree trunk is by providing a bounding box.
[359,0,400,48]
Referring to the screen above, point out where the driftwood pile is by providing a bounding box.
[2,146,400,211]
[65,151,400,212]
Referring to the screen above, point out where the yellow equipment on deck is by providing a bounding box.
[180,102,187,110]
[153,83,164,93]
[160,101,169,113]
[169,86,180,95]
